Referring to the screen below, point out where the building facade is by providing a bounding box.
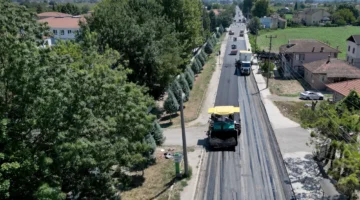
[346,35,360,68]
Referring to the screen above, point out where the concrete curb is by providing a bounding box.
[191,148,205,200]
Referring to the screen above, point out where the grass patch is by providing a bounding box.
[285,14,293,20]
[121,148,193,200]
[257,26,360,59]
[268,77,305,96]
[273,101,307,123]
[160,34,226,127]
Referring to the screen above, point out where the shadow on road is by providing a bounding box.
[197,138,236,152]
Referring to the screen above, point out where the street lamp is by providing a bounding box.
[176,75,189,176]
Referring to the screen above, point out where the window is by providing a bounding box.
[353,48,355,54]
[68,30,72,34]
[299,54,305,61]
[60,30,64,35]
[348,46,350,51]
[352,59,354,64]
[295,54,299,60]
[347,56,349,61]
[334,53,337,58]
[53,30,57,35]
[319,75,326,82]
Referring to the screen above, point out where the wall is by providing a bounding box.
[346,40,360,68]
[304,69,326,90]
[51,28,79,40]
[333,92,345,102]
[292,52,337,67]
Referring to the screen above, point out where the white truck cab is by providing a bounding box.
[236,50,253,76]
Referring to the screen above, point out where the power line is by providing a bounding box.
[266,35,277,88]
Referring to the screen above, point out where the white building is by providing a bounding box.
[38,16,85,44]
[346,35,360,69]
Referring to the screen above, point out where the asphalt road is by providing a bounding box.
[198,7,294,200]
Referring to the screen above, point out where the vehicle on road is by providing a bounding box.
[207,106,241,150]
[233,37,237,41]
[300,91,324,100]
[231,44,237,49]
[229,30,234,35]
[236,50,252,75]
[242,18,246,23]
[239,30,244,37]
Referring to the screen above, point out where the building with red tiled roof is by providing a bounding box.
[36,12,72,19]
[37,16,86,41]
[326,79,360,102]
[304,57,360,90]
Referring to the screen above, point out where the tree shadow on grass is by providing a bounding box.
[160,122,173,129]
[159,113,179,122]
[149,177,177,200]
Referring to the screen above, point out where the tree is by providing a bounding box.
[56,3,80,15]
[209,10,217,32]
[185,70,194,89]
[205,42,214,54]
[202,7,211,39]
[86,0,183,99]
[243,0,253,16]
[216,31,221,38]
[197,54,206,66]
[201,50,208,61]
[179,73,191,101]
[294,2,298,10]
[191,59,200,74]
[252,0,270,18]
[247,17,261,35]
[195,57,203,70]
[300,3,305,9]
[163,90,179,122]
[151,121,165,145]
[171,79,184,103]
[0,2,158,198]
[337,3,359,18]
[332,8,356,24]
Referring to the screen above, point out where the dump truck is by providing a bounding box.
[235,50,252,75]
[207,106,241,150]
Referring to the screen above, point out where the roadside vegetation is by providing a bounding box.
[274,101,307,123]
[300,91,360,199]
[0,0,236,199]
[268,77,305,97]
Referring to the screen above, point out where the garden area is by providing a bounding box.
[257,26,360,59]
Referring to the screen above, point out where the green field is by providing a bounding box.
[257,26,360,59]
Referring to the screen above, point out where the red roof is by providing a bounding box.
[37,12,72,18]
[326,79,360,96]
[304,58,360,78]
[38,17,85,29]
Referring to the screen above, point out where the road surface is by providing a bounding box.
[197,7,294,200]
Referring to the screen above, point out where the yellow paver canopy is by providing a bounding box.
[208,106,240,115]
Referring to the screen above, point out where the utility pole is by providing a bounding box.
[255,28,258,54]
[266,35,277,88]
[178,88,189,176]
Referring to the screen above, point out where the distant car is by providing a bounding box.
[300,91,324,100]
[230,49,237,55]
[233,37,237,41]
[232,44,237,49]
[229,31,234,35]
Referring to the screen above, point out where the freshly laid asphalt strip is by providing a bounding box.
[200,7,294,200]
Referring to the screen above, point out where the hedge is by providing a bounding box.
[164,90,179,118]
[170,79,184,103]
[179,73,191,101]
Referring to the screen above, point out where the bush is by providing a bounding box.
[197,54,205,66]
[216,31,221,38]
[151,121,164,145]
[145,134,156,155]
[185,71,194,89]
[186,66,195,79]
[195,57,203,70]
[200,50,208,61]
[179,73,190,101]
[191,60,200,74]
[207,38,214,47]
[205,42,214,54]
[260,60,275,72]
[163,90,179,120]
[170,80,184,103]
[219,24,224,33]
[335,19,346,26]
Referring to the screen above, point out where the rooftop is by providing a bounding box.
[280,39,340,53]
[36,12,72,18]
[326,79,360,97]
[347,35,360,45]
[304,58,360,78]
[38,16,85,29]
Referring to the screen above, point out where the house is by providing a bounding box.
[37,16,85,43]
[279,39,340,78]
[304,57,360,90]
[292,8,330,25]
[260,14,287,29]
[36,12,72,19]
[346,35,360,68]
[326,79,360,102]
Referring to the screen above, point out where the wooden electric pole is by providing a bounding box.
[266,35,277,89]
